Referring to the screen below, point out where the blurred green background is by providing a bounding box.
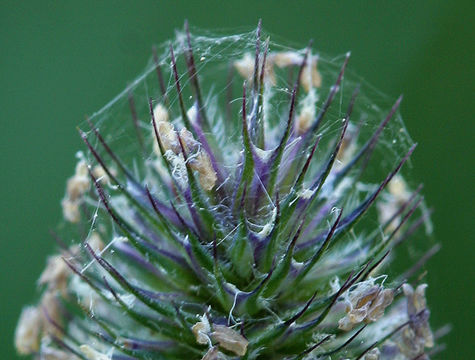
[1,1,473,358]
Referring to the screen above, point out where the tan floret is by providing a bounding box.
[15,306,42,354]
[338,280,394,331]
[211,324,248,356]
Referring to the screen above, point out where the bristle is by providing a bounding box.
[321,325,367,357]
[307,52,350,136]
[295,208,343,284]
[335,95,404,183]
[253,19,262,93]
[298,270,356,331]
[127,89,145,154]
[296,334,332,359]
[233,82,255,211]
[355,317,413,360]
[170,44,193,132]
[267,85,297,196]
[298,143,417,254]
[184,20,211,134]
[152,45,168,105]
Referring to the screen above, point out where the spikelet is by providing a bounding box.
[15,21,441,359]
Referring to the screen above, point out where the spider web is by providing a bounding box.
[77,24,434,270]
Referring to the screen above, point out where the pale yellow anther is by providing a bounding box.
[388,175,411,203]
[300,58,322,92]
[295,89,317,135]
[263,58,276,85]
[61,198,81,223]
[192,316,211,345]
[87,232,105,253]
[38,254,70,292]
[66,160,90,201]
[377,175,412,232]
[273,51,321,91]
[179,128,199,153]
[65,175,89,201]
[273,51,303,67]
[234,52,275,85]
[234,53,255,82]
[15,285,69,353]
[62,158,91,223]
[211,324,248,356]
[190,152,217,191]
[15,306,42,354]
[178,128,217,191]
[157,121,180,153]
[295,104,315,135]
[187,104,198,123]
[75,159,89,177]
[92,165,111,185]
[152,103,172,156]
[40,290,63,337]
[153,103,169,123]
[237,50,322,88]
[336,123,358,169]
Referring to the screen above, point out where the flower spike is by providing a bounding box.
[16,23,439,360]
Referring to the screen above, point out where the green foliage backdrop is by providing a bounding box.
[1,1,473,358]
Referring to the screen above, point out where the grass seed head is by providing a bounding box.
[15,22,440,359]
